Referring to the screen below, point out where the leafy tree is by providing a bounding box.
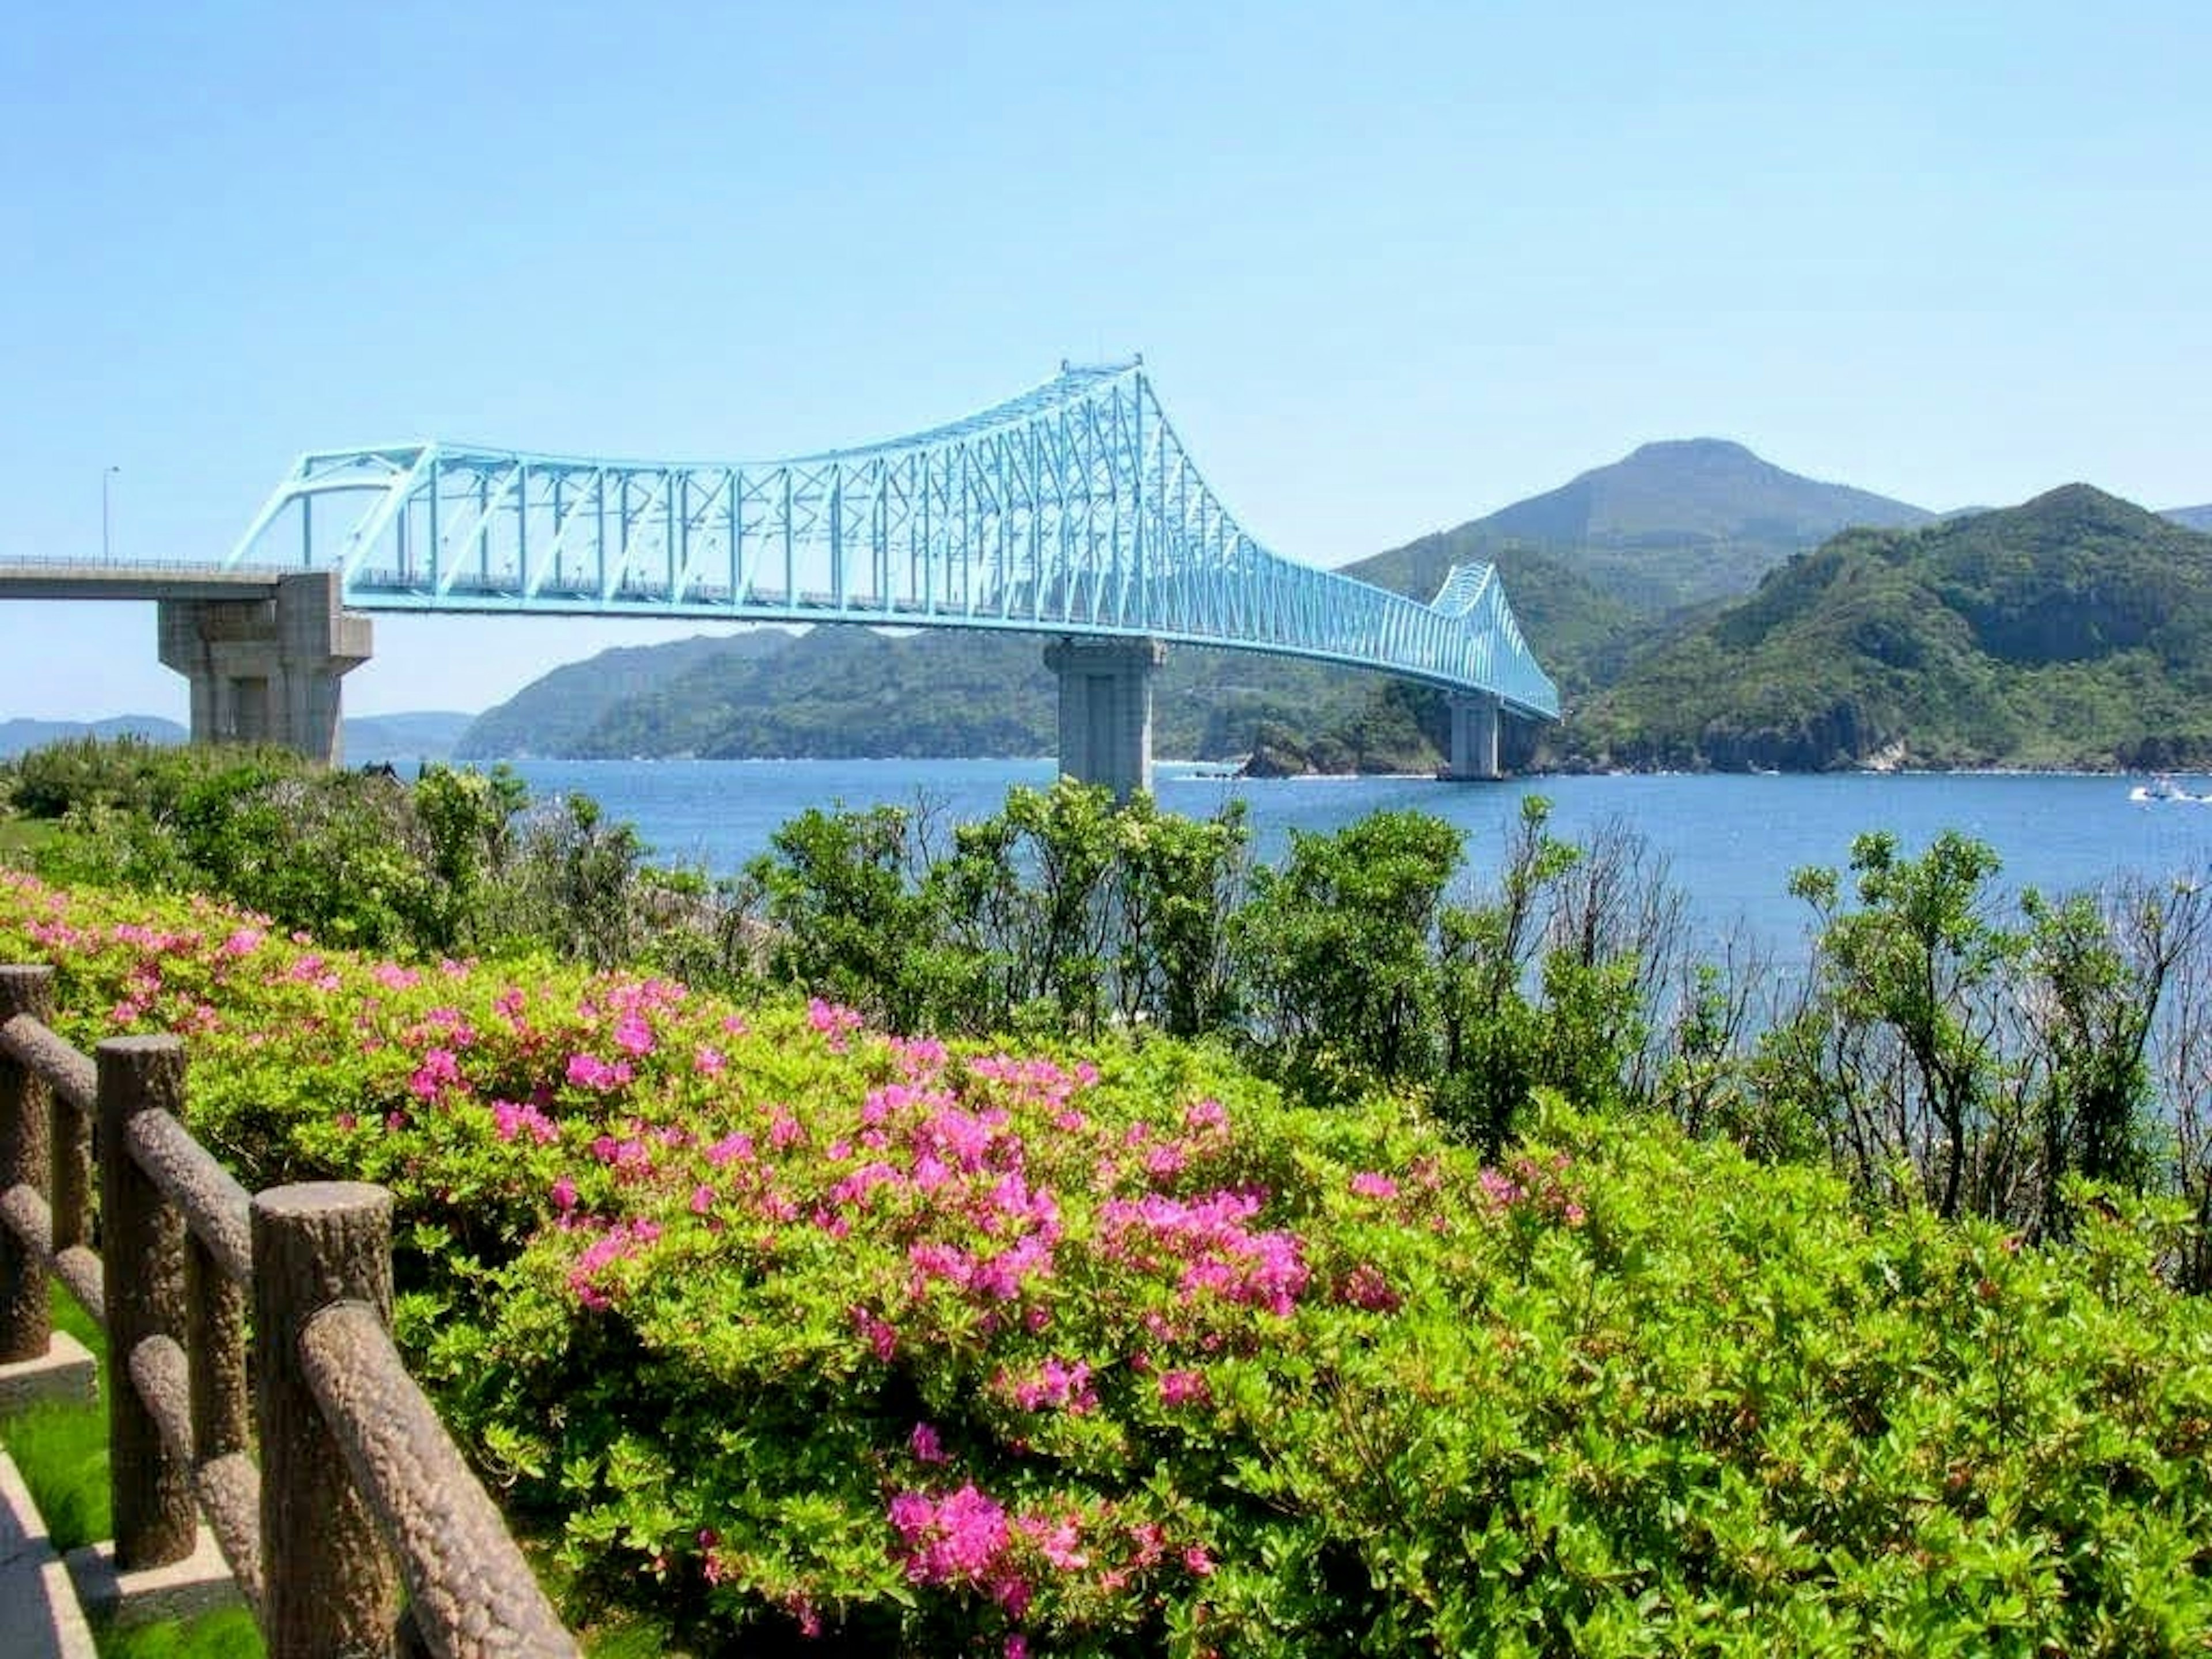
[1233,809,1464,1096]
[1431,798,1673,1150]
[2020,876,2208,1236]
[745,804,936,1028]
[1111,794,1249,1036]
[1772,831,2021,1219]
[412,763,530,944]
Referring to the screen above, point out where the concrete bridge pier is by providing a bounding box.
[1441,690,1503,781]
[157,572,372,766]
[1043,635,1166,801]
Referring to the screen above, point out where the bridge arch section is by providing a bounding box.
[225,362,1558,789]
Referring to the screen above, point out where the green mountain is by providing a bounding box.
[483,622,1410,767]
[456,632,794,760]
[1461,438,1933,608]
[344,711,476,765]
[585,628,1051,759]
[1573,486,2212,772]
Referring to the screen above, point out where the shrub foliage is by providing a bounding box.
[2,871,2209,1656]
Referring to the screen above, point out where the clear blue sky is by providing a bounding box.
[4,0,2206,719]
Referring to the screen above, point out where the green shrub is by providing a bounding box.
[4,870,2209,1656]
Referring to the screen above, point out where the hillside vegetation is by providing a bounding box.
[459,625,1425,770]
[1571,486,2212,771]
[457,631,794,760]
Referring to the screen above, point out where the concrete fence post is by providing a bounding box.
[97,1034,199,1568]
[0,965,55,1362]
[253,1181,402,1654]
[190,1231,251,1472]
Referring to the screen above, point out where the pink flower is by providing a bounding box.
[550,1175,578,1211]
[850,1306,898,1361]
[805,998,862,1046]
[408,1048,465,1102]
[693,1044,726,1075]
[704,1132,754,1167]
[1335,1263,1402,1313]
[491,1099,559,1145]
[1018,1512,1088,1571]
[1157,1369,1210,1408]
[1183,1098,1228,1132]
[1478,1167,1523,1208]
[910,1422,948,1464]
[1006,1357,1096,1414]
[888,1482,1012,1586]
[1349,1171,1399,1200]
[612,1011,656,1056]
[565,1052,634,1092]
[1183,1544,1214,1576]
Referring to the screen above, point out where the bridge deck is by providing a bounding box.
[0,565,281,603]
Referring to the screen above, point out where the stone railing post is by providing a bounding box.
[0,965,56,1362]
[253,1182,402,1653]
[98,1035,199,1568]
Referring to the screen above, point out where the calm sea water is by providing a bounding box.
[509,759,2212,957]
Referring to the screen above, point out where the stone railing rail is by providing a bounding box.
[0,964,578,1658]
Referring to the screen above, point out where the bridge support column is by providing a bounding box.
[1043,635,1165,801]
[157,573,372,766]
[1441,691,1503,781]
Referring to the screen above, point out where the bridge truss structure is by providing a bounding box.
[228,361,1558,718]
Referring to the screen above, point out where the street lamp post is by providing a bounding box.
[101,465,120,562]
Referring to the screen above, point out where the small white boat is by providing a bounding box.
[2130,775,2203,804]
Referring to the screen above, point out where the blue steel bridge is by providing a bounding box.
[22,362,1558,791]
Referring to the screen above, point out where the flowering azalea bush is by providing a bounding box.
[3,867,2211,1657]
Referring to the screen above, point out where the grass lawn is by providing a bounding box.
[0,813,61,862]
[3,1286,642,1657]
[1,1287,263,1659]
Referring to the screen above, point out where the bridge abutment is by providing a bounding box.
[1441,691,1503,781]
[1043,635,1165,801]
[157,573,372,766]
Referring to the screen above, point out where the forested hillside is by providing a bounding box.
[1571,486,2212,771]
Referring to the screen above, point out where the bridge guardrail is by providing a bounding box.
[0,964,577,1658]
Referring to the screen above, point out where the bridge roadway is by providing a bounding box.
[2,363,1557,790]
[0,563,369,768]
[0,566,285,602]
